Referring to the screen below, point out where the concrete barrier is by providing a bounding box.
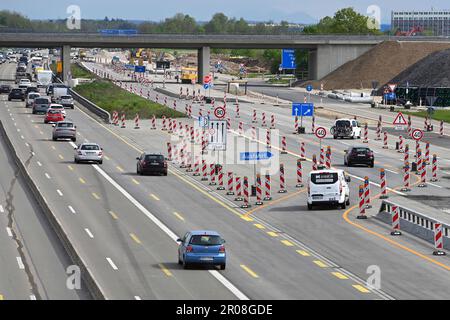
[0,120,106,300]
[377,199,450,250]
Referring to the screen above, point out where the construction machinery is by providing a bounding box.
[395,26,424,36]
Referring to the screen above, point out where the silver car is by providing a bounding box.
[32,96,51,114]
[26,92,40,107]
[74,143,103,164]
[52,121,76,141]
[58,95,74,109]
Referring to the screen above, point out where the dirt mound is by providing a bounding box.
[302,41,450,90]
[386,48,450,87]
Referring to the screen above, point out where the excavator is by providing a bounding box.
[395,26,424,36]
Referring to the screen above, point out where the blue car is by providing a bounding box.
[177,230,226,270]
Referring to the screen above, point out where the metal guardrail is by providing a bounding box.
[378,200,450,249]
[69,88,111,124]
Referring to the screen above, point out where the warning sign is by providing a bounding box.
[393,112,407,125]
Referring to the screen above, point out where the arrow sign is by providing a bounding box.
[393,112,407,125]
[292,103,314,117]
[240,152,273,161]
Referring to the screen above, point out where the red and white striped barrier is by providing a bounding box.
[296,159,304,188]
[166,142,172,161]
[164,96,167,106]
[431,154,438,182]
[281,136,287,154]
[235,103,240,118]
[156,94,159,104]
[382,131,388,149]
[357,184,367,219]
[121,113,126,128]
[390,205,402,236]
[190,126,195,142]
[168,119,173,134]
[407,116,412,137]
[185,152,193,172]
[261,112,266,127]
[241,176,250,208]
[440,120,444,137]
[398,135,404,153]
[300,141,305,159]
[251,126,257,141]
[375,120,381,140]
[363,123,369,143]
[264,174,272,201]
[415,141,420,163]
[255,174,263,205]
[433,223,446,256]
[380,168,388,199]
[270,115,275,129]
[198,108,203,117]
[425,141,430,164]
[226,118,231,130]
[364,176,371,208]
[416,146,422,174]
[312,154,317,171]
[319,147,325,167]
[209,164,216,185]
[266,129,271,149]
[238,122,243,135]
[293,116,299,134]
[151,115,156,130]
[162,116,167,131]
[173,100,177,110]
[201,160,208,181]
[226,172,234,195]
[419,149,427,188]
[252,109,257,123]
[401,162,411,192]
[201,136,207,154]
[193,156,200,176]
[217,166,225,190]
[279,164,287,193]
[188,105,192,118]
[325,146,331,169]
[311,115,315,134]
[235,177,243,201]
[179,87,183,99]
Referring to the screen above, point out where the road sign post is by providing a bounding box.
[315,127,327,162]
[292,103,314,134]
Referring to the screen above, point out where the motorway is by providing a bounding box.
[2,57,450,299]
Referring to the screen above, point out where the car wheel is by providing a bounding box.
[163,171,168,176]
[220,264,226,270]
[183,257,189,269]
[98,160,103,165]
[346,197,350,206]
[8,98,11,101]
[71,137,76,142]
[52,137,56,141]
[74,158,78,164]
[178,256,182,265]
[333,135,337,139]
[307,203,313,210]
[340,202,346,209]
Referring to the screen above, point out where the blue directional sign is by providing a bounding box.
[124,64,135,70]
[203,83,210,90]
[198,116,210,128]
[292,103,314,117]
[240,152,273,161]
[281,49,296,69]
[306,84,313,92]
[134,66,146,73]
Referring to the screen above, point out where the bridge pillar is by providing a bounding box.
[197,46,210,84]
[308,49,317,80]
[62,45,71,84]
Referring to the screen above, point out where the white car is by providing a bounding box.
[48,103,66,117]
[74,143,103,164]
[307,169,351,210]
[331,118,361,139]
[19,79,31,87]
[26,92,40,107]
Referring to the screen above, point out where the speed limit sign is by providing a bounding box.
[214,106,226,119]
[315,127,327,139]
[411,128,424,141]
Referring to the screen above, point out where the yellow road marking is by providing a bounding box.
[132,178,140,185]
[240,215,253,222]
[103,155,110,160]
[92,192,100,200]
[0,294,3,300]
[267,231,278,237]
[116,166,124,172]
[79,178,86,184]
[159,264,173,277]
[58,154,64,160]
[296,250,310,256]
[240,265,259,278]
[51,146,56,150]
[281,240,294,247]
[67,165,74,171]
[109,211,118,220]
[332,272,349,280]
[40,131,44,135]
[243,189,306,218]
[352,284,370,293]
[313,260,328,268]
[150,193,160,201]
[130,233,141,244]
[173,212,185,221]
[254,223,265,229]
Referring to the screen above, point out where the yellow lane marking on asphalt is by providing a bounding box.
[159,264,173,277]
[243,189,306,218]
[58,154,64,160]
[40,131,44,135]
[150,194,160,201]
[67,165,74,171]
[116,166,124,172]
[254,224,265,229]
[240,215,253,222]
[109,211,119,220]
[79,178,86,184]
[0,294,3,300]
[130,233,142,244]
[132,178,140,185]
[267,231,278,237]
[173,212,185,221]
[103,155,110,160]
[332,272,349,280]
[281,240,294,247]
[92,192,100,200]
[51,145,56,150]
[240,265,259,278]
[352,284,370,293]
[313,260,328,268]
[296,250,310,256]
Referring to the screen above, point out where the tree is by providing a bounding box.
[204,13,228,34]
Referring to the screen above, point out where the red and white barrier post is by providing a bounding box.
[252,109,257,123]
[235,103,240,118]
[357,185,367,219]
[238,122,243,135]
[433,223,446,256]
[279,164,287,193]
[217,166,225,190]
[209,164,216,185]
[235,177,243,201]
[241,176,251,208]
[407,116,412,137]
[390,205,402,236]
[281,136,287,154]
[296,159,304,188]
[440,120,444,137]
[311,115,315,134]
[300,141,306,160]
[312,154,318,171]
[431,154,438,182]
[425,141,430,164]
[364,176,371,209]
[201,160,208,181]
[419,148,427,188]
[226,172,234,195]
[266,129,271,149]
[293,116,299,134]
[363,123,369,143]
[255,174,263,205]
[380,168,388,199]
[121,113,126,128]
[193,156,200,176]
[162,116,167,130]
[382,131,388,149]
[261,112,266,127]
[375,120,381,140]
[270,115,275,129]
[264,174,272,201]
[398,135,404,153]
[151,115,156,130]
[166,142,172,161]
[325,146,331,169]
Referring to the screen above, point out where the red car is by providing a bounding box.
[44,109,64,124]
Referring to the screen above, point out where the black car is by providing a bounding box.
[344,147,374,167]
[26,86,39,94]
[136,153,168,176]
[0,84,11,94]
[8,88,25,101]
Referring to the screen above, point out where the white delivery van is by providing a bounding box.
[307,169,351,210]
[37,70,53,88]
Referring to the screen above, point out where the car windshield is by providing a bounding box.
[311,172,339,185]
[29,94,39,98]
[145,155,164,162]
[336,120,351,127]
[35,98,49,104]
[353,148,370,153]
[48,110,61,114]
[12,89,21,93]
[57,123,73,128]
[81,145,100,151]
[51,105,63,109]
[61,95,72,99]
[189,235,222,246]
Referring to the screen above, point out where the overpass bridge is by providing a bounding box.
[2,32,449,82]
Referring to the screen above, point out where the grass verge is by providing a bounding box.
[49,62,94,79]
[73,80,185,119]
[403,109,450,123]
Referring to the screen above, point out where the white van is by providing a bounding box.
[307,169,351,210]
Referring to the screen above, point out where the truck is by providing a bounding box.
[330,118,361,139]
[52,87,68,103]
[36,70,53,88]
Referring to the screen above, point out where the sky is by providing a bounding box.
[1,0,448,23]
